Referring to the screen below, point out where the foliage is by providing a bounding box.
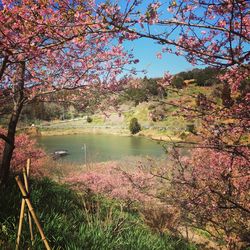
[0,0,136,183]
[177,71,194,81]
[171,76,184,89]
[174,67,221,87]
[123,77,167,106]
[0,178,195,250]
[98,2,250,248]
[143,77,157,95]
[21,102,64,122]
[66,163,156,205]
[129,118,141,134]
[86,116,93,123]
[66,150,249,248]
[192,68,220,86]
[0,129,46,176]
[143,77,166,98]
[124,86,148,106]
[167,148,250,249]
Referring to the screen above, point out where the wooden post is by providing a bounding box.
[15,176,51,250]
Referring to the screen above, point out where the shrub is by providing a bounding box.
[143,77,158,96]
[125,88,148,106]
[0,129,46,176]
[148,104,156,110]
[86,116,93,123]
[171,76,184,89]
[186,123,195,134]
[129,118,141,134]
[167,148,250,248]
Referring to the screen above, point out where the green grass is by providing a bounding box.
[0,177,196,250]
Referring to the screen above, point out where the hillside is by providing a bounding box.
[6,66,234,141]
[30,83,216,142]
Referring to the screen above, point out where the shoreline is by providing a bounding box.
[39,127,182,142]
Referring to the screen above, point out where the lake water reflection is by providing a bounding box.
[37,134,165,163]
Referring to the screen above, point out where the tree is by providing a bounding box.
[100,1,250,247]
[171,76,184,89]
[143,77,158,96]
[129,118,141,134]
[125,86,148,106]
[0,0,135,185]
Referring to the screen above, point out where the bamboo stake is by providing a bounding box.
[15,195,26,250]
[15,176,51,250]
[24,159,34,245]
[26,159,30,176]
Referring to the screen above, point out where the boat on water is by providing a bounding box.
[52,150,69,159]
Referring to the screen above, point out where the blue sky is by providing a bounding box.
[116,1,199,78]
[99,0,250,79]
[123,38,197,78]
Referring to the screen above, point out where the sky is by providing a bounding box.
[123,38,197,79]
[116,0,199,79]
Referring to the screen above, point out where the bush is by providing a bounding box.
[129,118,141,134]
[171,76,184,89]
[86,116,93,123]
[186,123,196,134]
[143,77,158,96]
[125,88,148,106]
[0,129,46,176]
[148,104,156,110]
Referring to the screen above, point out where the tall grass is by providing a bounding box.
[0,177,196,249]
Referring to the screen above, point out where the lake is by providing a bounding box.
[37,134,165,163]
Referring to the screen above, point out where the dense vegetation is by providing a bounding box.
[0,1,249,249]
[175,67,221,87]
[0,177,195,250]
[0,67,222,125]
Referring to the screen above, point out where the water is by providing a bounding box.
[37,134,165,163]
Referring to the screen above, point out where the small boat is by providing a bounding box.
[52,150,69,159]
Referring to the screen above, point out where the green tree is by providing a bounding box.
[129,118,141,134]
[171,76,184,89]
[125,88,148,106]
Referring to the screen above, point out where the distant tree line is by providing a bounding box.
[19,102,83,123]
[122,77,167,106]
[171,66,221,88]
[122,67,224,105]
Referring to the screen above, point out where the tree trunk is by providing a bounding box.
[0,61,25,185]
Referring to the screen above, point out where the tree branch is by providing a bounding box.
[0,133,13,146]
[0,56,8,80]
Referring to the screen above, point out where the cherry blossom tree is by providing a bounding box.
[97,1,250,247]
[102,0,249,67]
[0,0,136,184]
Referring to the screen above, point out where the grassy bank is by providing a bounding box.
[0,177,196,250]
[39,126,182,142]
[40,126,130,137]
[28,116,184,143]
